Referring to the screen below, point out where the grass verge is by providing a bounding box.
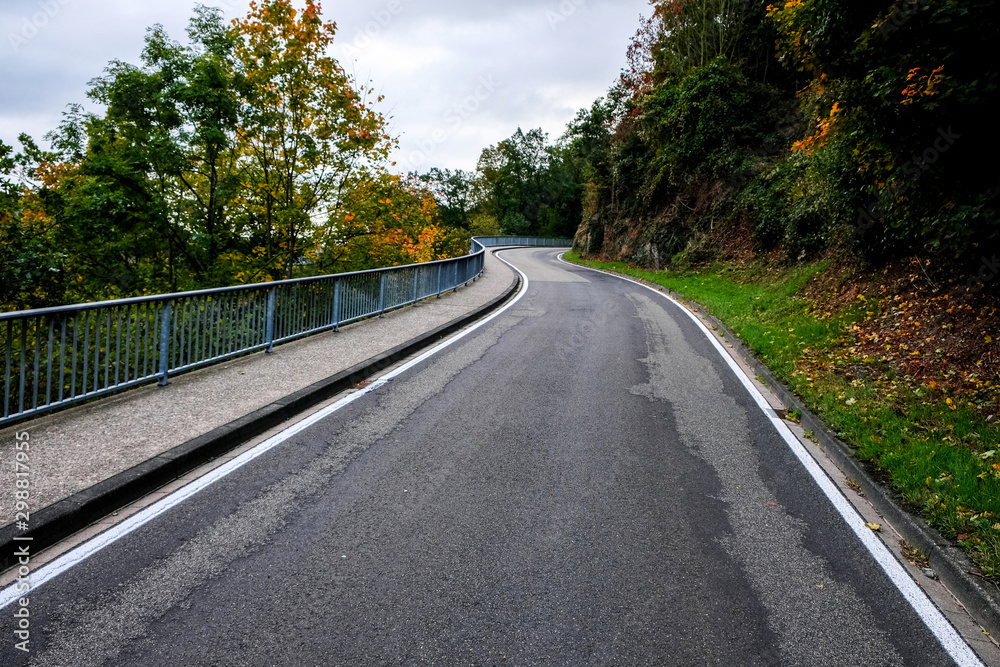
[564,249,1000,579]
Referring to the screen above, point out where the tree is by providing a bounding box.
[416,168,474,230]
[474,128,583,238]
[765,0,1000,262]
[82,5,244,288]
[232,0,393,280]
[624,0,775,95]
[315,172,468,273]
[475,128,548,235]
[0,137,69,309]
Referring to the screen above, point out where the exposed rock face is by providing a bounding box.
[573,174,729,267]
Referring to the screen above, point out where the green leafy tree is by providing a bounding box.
[78,5,244,289]
[473,127,584,238]
[416,168,474,230]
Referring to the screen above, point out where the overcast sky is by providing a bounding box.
[0,0,649,174]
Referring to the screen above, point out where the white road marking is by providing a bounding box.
[559,254,984,667]
[0,251,532,610]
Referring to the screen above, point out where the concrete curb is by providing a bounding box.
[0,269,522,571]
[573,261,1000,638]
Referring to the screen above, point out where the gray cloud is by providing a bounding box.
[0,0,650,171]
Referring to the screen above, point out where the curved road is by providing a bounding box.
[2,248,978,665]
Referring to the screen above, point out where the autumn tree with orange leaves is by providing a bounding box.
[315,173,467,273]
[231,0,395,281]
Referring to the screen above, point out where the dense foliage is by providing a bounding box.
[471,128,582,238]
[0,1,468,311]
[573,0,998,279]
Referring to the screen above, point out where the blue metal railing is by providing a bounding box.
[0,236,571,426]
[474,236,572,248]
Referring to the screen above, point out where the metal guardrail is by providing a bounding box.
[474,236,572,248]
[0,236,571,426]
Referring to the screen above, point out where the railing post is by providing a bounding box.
[436,264,443,298]
[157,301,172,387]
[412,267,419,306]
[378,271,387,318]
[333,278,341,332]
[265,287,277,353]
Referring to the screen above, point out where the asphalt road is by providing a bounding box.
[2,248,973,666]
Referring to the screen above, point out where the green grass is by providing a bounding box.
[565,250,1000,577]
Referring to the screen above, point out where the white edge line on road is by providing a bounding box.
[558,254,984,667]
[0,250,532,610]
